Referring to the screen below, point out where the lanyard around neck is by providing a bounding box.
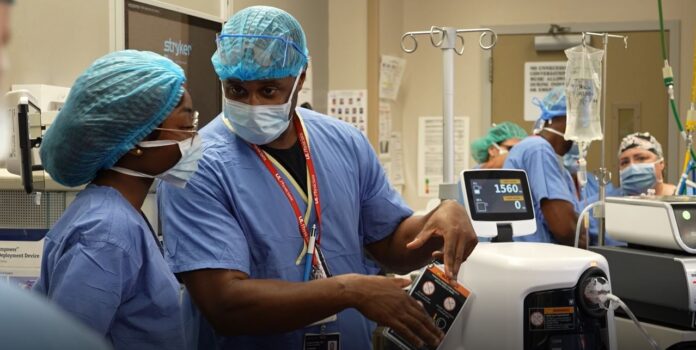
[223,114,323,265]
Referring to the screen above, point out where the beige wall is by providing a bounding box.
[328,0,367,90]
[379,0,405,138]
[6,0,112,90]
[396,0,696,210]
[5,0,221,91]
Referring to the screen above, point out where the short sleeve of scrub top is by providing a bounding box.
[522,145,575,204]
[38,240,137,335]
[503,137,578,242]
[353,129,413,244]
[159,146,251,275]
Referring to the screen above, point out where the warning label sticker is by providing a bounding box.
[529,306,575,331]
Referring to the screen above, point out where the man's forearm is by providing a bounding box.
[368,215,443,274]
[185,274,357,336]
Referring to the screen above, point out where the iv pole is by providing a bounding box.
[401,26,497,199]
[581,32,628,246]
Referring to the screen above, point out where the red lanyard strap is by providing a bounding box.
[249,116,323,245]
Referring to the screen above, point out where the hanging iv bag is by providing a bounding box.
[564,44,604,142]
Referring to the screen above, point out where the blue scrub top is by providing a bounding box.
[158,108,413,350]
[503,136,580,243]
[34,185,185,350]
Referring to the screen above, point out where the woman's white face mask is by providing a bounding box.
[111,132,202,188]
[223,72,302,145]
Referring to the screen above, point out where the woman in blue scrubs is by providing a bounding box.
[158,6,478,350]
[34,50,201,349]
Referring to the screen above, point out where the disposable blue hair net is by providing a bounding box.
[40,50,186,187]
[471,122,528,163]
[534,86,567,121]
[212,6,309,81]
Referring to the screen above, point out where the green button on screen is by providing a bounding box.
[683,210,692,221]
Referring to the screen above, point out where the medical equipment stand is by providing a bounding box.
[581,32,628,246]
[400,27,497,201]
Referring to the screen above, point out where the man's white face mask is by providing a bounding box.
[0,49,9,164]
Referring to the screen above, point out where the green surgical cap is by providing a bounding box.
[471,122,528,163]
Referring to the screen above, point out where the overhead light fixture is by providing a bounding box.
[534,24,583,51]
[534,34,584,51]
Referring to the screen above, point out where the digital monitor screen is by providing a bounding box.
[464,171,534,222]
[125,0,222,128]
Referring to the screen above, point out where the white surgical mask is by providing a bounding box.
[111,134,202,188]
[223,72,302,145]
[543,127,566,139]
[492,142,508,156]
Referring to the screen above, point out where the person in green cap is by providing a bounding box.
[471,122,527,169]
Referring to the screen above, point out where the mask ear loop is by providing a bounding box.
[491,142,508,156]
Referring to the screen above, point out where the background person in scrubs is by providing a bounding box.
[0,1,111,349]
[563,143,620,202]
[471,122,527,169]
[34,50,200,349]
[618,132,676,196]
[503,87,586,247]
[159,6,477,350]
[564,143,623,246]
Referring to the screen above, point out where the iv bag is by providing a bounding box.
[564,45,604,142]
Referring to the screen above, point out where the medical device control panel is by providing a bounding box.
[676,258,696,312]
[459,169,536,238]
[606,197,696,254]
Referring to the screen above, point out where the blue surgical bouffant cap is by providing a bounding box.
[534,86,567,121]
[40,50,186,187]
[212,6,309,81]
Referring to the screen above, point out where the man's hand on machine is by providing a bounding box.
[338,274,444,349]
[406,200,478,281]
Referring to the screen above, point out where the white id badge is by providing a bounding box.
[303,332,340,350]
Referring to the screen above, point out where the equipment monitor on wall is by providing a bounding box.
[459,169,536,238]
[124,0,222,129]
[5,90,44,194]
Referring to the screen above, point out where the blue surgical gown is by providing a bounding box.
[33,185,186,350]
[158,108,413,350]
[503,136,581,243]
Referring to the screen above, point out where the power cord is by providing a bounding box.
[584,277,661,350]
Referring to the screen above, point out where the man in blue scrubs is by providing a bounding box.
[158,6,477,350]
[503,87,586,247]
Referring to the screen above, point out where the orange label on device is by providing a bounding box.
[544,307,574,315]
[428,265,471,297]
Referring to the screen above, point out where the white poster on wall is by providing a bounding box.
[390,131,405,185]
[417,116,470,198]
[523,61,566,121]
[327,90,368,136]
[379,55,406,101]
[379,102,392,155]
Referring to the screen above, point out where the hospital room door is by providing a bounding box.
[490,31,670,185]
